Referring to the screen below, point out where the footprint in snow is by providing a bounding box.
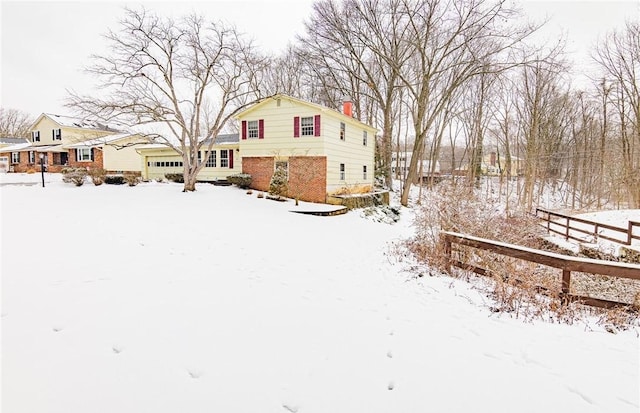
[387,350,393,359]
[388,381,395,391]
[112,345,124,354]
[52,326,64,332]
[282,404,299,413]
[187,369,203,379]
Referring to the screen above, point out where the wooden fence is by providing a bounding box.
[535,207,640,246]
[441,231,640,309]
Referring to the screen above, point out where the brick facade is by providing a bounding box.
[288,156,327,203]
[68,148,104,171]
[0,148,105,173]
[242,156,327,203]
[242,157,275,193]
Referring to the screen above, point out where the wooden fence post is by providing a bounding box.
[565,217,570,240]
[629,221,634,246]
[561,269,571,295]
[443,235,452,273]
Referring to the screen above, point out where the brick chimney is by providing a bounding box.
[343,98,353,117]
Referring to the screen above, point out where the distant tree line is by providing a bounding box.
[9,0,630,208]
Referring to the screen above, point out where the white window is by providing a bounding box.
[77,148,92,162]
[247,120,259,139]
[362,130,367,146]
[11,152,20,164]
[28,151,35,164]
[301,116,314,136]
[205,151,216,167]
[340,163,345,180]
[53,129,62,140]
[31,131,40,142]
[220,150,228,168]
[363,165,367,180]
[340,122,345,140]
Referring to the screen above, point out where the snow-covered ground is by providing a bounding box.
[1,173,638,413]
[543,208,640,257]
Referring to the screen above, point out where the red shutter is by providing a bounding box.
[259,119,264,139]
[241,121,247,140]
[293,116,300,138]
[314,115,321,137]
[228,149,234,169]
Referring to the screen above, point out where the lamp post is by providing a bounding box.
[39,153,45,188]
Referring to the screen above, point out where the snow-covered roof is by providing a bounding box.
[65,133,138,148]
[41,113,124,132]
[0,142,33,152]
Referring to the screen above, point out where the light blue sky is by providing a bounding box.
[0,0,636,118]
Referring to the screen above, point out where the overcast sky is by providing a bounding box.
[0,0,637,118]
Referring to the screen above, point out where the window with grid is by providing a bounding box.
[247,121,259,139]
[362,130,367,146]
[363,165,367,180]
[340,122,345,140]
[53,129,62,140]
[28,151,35,164]
[31,131,40,142]
[205,151,216,167]
[301,116,314,136]
[339,163,345,180]
[220,150,228,168]
[11,152,20,163]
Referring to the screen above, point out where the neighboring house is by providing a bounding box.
[0,113,148,174]
[0,138,30,173]
[455,151,524,177]
[237,94,376,203]
[138,133,241,181]
[391,151,441,182]
[138,94,377,203]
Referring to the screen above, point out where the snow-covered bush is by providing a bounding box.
[61,167,88,186]
[164,173,184,183]
[269,166,288,199]
[105,175,125,185]
[227,173,252,189]
[88,168,106,186]
[123,172,141,186]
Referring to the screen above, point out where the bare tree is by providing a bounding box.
[66,8,270,191]
[396,0,542,206]
[0,108,34,138]
[298,0,410,188]
[593,21,640,207]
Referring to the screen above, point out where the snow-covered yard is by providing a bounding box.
[1,173,638,413]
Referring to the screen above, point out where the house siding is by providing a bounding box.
[102,137,148,172]
[30,116,112,147]
[237,95,377,202]
[139,146,241,181]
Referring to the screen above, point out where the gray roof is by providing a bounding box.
[0,137,29,144]
[202,133,239,145]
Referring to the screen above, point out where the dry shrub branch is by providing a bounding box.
[405,182,639,331]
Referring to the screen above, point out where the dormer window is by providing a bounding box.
[31,131,40,142]
[53,129,62,140]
